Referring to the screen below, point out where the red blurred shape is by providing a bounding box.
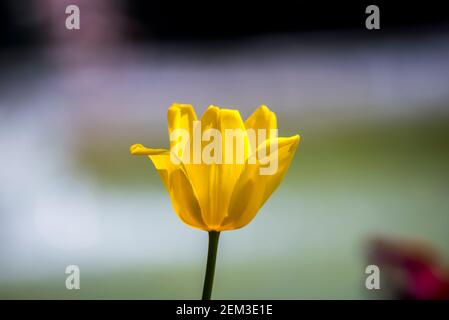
[368,237,449,300]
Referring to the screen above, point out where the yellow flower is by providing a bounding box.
[130,103,300,231]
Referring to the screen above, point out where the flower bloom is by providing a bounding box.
[130,103,300,231]
[368,237,449,299]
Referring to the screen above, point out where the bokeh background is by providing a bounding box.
[1,0,449,299]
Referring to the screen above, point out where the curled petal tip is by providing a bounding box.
[258,104,270,111]
[290,134,301,150]
[130,144,167,155]
[169,102,185,109]
[130,144,143,154]
[203,105,220,116]
[169,102,195,112]
[280,134,300,145]
[276,135,300,153]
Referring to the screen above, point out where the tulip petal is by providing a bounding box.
[167,103,198,158]
[215,109,251,227]
[244,105,278,150]
[168,168,207,230]
[188,106,221,225]
[147,153,175,191]
[223,134,300,230]
[182,106,250,228]
[131,142,206,230]
[167,103,198,133]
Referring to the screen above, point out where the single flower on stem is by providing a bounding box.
[130,103,300,299]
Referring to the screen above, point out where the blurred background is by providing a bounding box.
[1,0,449,299]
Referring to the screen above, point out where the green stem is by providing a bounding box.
[202,231,220,300]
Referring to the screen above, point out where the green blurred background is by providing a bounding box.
[1,0,449,299]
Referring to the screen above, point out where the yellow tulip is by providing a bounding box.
[130,103,300,299]
[130,103,300,232]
